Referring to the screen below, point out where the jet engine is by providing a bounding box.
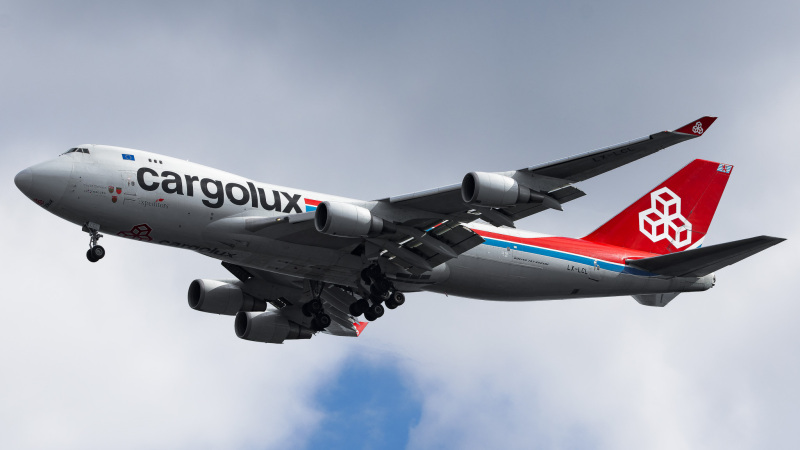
[234,311,313,344]
[461,172,561,210]
[188,279,267,316]
[314,201,386,237]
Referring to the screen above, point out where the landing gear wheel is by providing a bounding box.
[370,285,386,300]
[366,303,384,320]
[375,277,392,293]
[366,265,382,280]
[369,292,385,305]
[391,291,405,307]
[83,222,105,262]
[360,268,372,285]
[302,298,324,317]
[364,310,377,321]
[312,313,331,331]
[86,246,105,262]
[349,298,369,316]
[385,291,405,309]
[91,245,105,260]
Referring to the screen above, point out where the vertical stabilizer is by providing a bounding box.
[583,159,732,254]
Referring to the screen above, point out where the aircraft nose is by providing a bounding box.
[14,168,33,195]
[16,159,73,206]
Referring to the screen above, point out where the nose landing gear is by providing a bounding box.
[83,222,105,263]
[86,245,105,262]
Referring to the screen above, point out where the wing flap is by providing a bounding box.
[377,222,484,272]
[320,286,362,337]
[625,235,785,277]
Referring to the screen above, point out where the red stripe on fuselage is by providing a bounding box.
[472,228,657,265]
[305,198,321,206]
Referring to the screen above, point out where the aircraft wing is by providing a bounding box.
[384,116,717,226]
[205,211,483,275]
[206,117,716,274]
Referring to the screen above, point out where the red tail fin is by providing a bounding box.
[583,159,733,254]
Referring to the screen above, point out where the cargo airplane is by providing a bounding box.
[15,117,784,343]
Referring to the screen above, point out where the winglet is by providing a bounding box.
[354,321,368,337]
[673,116,717,136]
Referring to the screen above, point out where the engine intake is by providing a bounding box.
[188,279,267,316]
[314,201,386,237]
[235,311,313,344]
[461,172,562,210]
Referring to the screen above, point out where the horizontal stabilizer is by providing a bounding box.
[626,236,785,277]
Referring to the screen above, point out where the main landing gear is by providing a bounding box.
[302,297,332,331]
[83,222,105,263]
[349,265,406,322]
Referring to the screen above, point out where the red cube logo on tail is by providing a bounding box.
[638,187,692,248]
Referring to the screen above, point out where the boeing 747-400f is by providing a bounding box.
[15,117,784,343]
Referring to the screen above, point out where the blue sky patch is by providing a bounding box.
[304,358,421,449]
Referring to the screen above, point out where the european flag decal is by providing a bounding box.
[122,154,135,161]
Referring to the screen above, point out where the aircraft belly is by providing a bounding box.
[426,243,710,301]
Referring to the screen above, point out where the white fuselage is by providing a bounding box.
[20,145,714,302]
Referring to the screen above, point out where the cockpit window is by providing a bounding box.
[60,147,90,155]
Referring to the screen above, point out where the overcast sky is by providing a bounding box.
[1,1,798,449]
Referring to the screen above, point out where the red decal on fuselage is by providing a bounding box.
[473,228,656,264]
[117,223,153,242]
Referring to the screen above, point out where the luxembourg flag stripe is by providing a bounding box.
[475,230,655,276]
[305,198,320,212]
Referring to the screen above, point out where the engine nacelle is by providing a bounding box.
[188,279,267,316]
[234,311,313,344]
[461,172,527,206]
[314,201,385,237]
[461,172,562,210]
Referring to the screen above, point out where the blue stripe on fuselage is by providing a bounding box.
[480,237,655,277]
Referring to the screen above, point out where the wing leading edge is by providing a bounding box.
[386,116,717,225]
